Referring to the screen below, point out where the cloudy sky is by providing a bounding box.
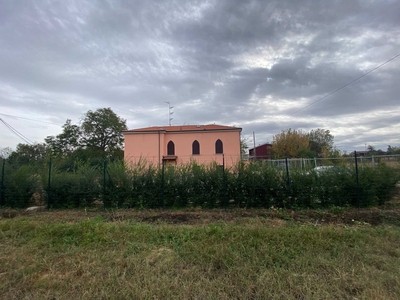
[1,0,399,153]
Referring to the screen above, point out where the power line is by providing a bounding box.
[290,52,400,116]
[0,118,34,145]
[0,113,60,125]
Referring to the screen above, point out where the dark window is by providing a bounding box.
[215,139,223,154]
[192,140,200,155]
[167,141,175,155]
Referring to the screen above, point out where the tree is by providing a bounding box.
[329,147,343,158]
[387,145,400,155]
[307,128,334,158]
[7,143,48,165]
[0,147,13,159]
[240,137,249,156]
[81,108,127,156]
[271,128,310,158]
[43,108,127,161]
[367,145,382,155]
[45,119,82,156]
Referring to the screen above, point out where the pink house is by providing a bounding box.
[123,124,242,167]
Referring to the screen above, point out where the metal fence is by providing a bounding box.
[263,154,400,171]
[0,153,399,210]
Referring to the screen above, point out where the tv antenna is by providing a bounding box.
[164,101,173,126]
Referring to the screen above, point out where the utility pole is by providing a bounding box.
[253,131,257,160]
[164,102,174,126]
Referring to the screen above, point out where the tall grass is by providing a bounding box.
[1,158,399,209]
[1,214,400,299]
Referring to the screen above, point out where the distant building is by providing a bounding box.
[350,150,369,157]
[123,124,242,167]
[249,143,272,160]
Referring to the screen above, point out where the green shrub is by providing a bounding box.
[1,157,399,209]
[3,164,40,208]
[105,160,164,209]
[44,161,101,208]
[359,163,399,206]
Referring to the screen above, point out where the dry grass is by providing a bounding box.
[1,205,400,299]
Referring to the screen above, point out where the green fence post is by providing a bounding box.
[103,159,107,210]
[285,157,291,207]
[162,157,165,210]
[47,158,52,210]
[0,159,5,208]
[285,157,290,190]
[223,154,227,210]
[354,151,360,209]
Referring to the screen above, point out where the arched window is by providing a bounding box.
[167,141,175,155]
[215,139,223,154]
[192,140,200,155]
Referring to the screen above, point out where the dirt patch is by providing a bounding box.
[1,210,18,219]
[97,206,400,227]
[301,210,384,226]
[2,207,400,227]
[141,213,200,224]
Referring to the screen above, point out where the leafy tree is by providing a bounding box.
[271,128,310,158]
[296,147,317,158]
[44,108,127,160]
[329,147,343,157]
[307,128,334,157]
[387,145,400,155]
[7,143,48,165]
[367,145,385,156]
[45,119,82,156]
[81,108,127,156]
[0,147,13,159]
[240,137,249,156]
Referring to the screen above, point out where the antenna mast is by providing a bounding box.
[164,101,173,126]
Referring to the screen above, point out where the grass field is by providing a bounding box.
[1,196,400,299]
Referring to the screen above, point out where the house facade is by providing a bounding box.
[249,143,272,160]
[123,124,242,167]
[350,150,369,157]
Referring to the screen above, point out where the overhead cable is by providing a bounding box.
[0,118,34,145]
[290,52,400,116]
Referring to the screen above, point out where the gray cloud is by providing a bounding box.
[1,0,399,153]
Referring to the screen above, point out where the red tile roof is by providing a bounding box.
[123,124,241,133]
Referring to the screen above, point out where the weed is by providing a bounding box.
[330,205,348,215]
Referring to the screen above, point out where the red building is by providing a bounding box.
[249,143,272,160]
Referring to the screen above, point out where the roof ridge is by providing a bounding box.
[123,124,242,132]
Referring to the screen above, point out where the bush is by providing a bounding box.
[3,164,40,208]
[1,157,399,209]
[44,161,101,208]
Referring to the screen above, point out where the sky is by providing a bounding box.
[1,0,399,153]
